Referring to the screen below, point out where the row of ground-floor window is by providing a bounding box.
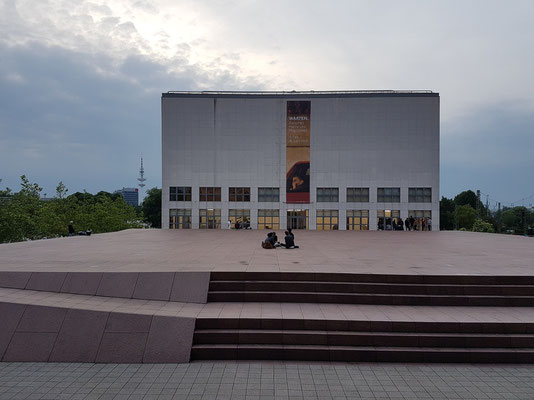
[169,209,432,230]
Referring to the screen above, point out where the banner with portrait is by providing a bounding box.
[286,101,311,203]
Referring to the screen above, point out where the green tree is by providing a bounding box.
[456,204,477,230]
[0,178,140,243]
[454,190,478,209]
[0,179,12,197]
[501,206,532,235]
[55,181,68,199]
[439,196,456,230]
[472,218,494,233]
[142,187,161,228]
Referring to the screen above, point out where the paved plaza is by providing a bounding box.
[1,361,534,400]
[0,229,533,275]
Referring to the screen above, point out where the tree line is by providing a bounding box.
[0,176,162,243]
[440,190,533,235]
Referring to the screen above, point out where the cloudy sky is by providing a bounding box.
[1,0,533,208]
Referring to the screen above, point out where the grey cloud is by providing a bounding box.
[132,1,159,14]
[0,41,263,196]
[441,104,534,205]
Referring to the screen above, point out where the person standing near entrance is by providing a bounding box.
[428,217,432,231]
[409,216,415,231]
[227,219,231,229]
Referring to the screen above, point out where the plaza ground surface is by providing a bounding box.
[0,229,533,275]
[2,230,534,395]
[1,361,534,400]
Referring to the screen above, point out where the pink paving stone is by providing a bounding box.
[26,272,66,292]
[96,272,138,298]
[0,229,532,276]
[0,302,26,359]
[0,272,32,289]
[60,272,103,295]
[49,309,108,362]
[16,305,66,332]
[104,312,152,333]
[170,272,210,303]
[2,332,57,362]
[95,332,148,363]
[143,316,195,363]
[132,272,175,301]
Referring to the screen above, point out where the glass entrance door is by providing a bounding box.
[287,210,308,230]
[377,210,400,230]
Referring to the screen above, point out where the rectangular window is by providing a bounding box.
[408,188,432,203]
[258,187,280,202]
[377,209,401,230]
[257,209,280,230]
[316,210,339,230]
[377,187,400,202]
[346,210,369,231]
[408,210,432,231]
[347,188,369,202]
[317,188,339,202]
[229,187,250,202]
[199,187,221,202]
[199,209,221,229]
[169,186,191,202]
[228,209,251,229]
[169,209,191,229]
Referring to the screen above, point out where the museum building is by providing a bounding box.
[161,90,440,230]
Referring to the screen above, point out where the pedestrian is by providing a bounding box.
[428,217,432,231]
[398,218,404,231]
[227,219,231,229]
[405,217,410,231]
[409,216,415,231]
[280,230,299,248]
[68,221,75,237]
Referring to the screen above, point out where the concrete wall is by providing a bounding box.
[162,93,440,230]
[0,302,194,363]
[0,271,211,303]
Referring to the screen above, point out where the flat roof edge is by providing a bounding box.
[162,90,439,99]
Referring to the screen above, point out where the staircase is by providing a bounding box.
[190,271,534,362]
[207,272,534,306]
[192,318,534,363]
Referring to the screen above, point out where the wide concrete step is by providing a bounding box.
[190,344,534,363]
[210,280,534,296]
[208,291,534,306]
[195,318,534,333]
[194,329,534,348]
[210,271,534,285]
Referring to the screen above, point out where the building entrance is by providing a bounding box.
[377,210,400,230]
[287,210,308,230]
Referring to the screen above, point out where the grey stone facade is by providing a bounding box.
[161,91,440,230]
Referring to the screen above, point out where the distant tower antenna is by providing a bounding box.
[137,157,146,188]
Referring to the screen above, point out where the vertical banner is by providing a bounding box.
[286,101,311,203]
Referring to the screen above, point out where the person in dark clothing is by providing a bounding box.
[68,221,75,237]
[398,218,404,231]
[262,232,277,249]
[405,217,410,231]
[409,216,415,231]
[280,231,299,248]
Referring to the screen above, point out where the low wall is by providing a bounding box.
[0,271,210,303]
[0,302,195,363]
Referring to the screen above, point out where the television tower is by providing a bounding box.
[138,157,146,189]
